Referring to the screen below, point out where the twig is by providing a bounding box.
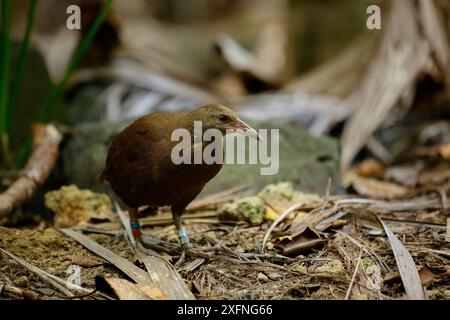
[345,249,362,300]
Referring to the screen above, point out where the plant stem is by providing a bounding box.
[8,0,38,133]
[15,0,116,168]
[37,0,115,122]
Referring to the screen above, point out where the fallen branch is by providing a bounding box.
[0,123,64,218]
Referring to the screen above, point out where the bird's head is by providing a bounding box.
[187,104,262,141]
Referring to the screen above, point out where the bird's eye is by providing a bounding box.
[219,115,229,122]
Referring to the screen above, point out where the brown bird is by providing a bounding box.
[100,104,260,251]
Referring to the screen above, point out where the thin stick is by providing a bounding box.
[345,249,362,300]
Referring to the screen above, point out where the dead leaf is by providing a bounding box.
[136,284,166,300]
[383,271,401,283]
[418,266,442,285]
[65,255,105,268]
[352,176,408,200]
[96,277,164,300]
[282,239,324,257]
[277,227,324,257]
[380,219,425,300]
[330,219,348,228]
[418,164,450,184]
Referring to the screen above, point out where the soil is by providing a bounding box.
[1,206,449,300]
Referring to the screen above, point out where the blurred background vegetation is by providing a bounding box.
[0,0,449,221]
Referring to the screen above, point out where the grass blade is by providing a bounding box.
[16,0,116,168]
[59,228,153,286]
[37,0,115,122]
[8,0,38,132]
[379,218,425,300]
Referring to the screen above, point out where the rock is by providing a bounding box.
[218,196,265,225]
[61,118,341,195]
[257,272,269,282]
[203,119,341,194]
[44,185,115,227]
[61,120,130,191]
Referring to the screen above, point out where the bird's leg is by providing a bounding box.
[128,207,142,242]
[172,211,189,247]
[129,207,177,255]
[172,209,210,260]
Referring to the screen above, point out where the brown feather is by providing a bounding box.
[101,104,236,215]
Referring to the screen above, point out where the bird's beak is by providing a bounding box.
[231,118,263,142]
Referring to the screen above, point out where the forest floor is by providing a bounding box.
[1,159,449,300]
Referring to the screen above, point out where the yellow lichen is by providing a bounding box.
[45,185,114,227]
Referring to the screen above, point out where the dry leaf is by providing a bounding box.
[383,271,401,283]
[380,219,425,300]
[98,277,164,300]
[136,284,166,300]
[418,164,450,184]
[65,255,105,268]
[418,266,442,285]
[352,176,408,200]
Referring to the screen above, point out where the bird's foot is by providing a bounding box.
[177,228,208,258]
[178,227,190,247]
[174,245,209,266]
[178,245,210,260]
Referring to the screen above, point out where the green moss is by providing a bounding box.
[219,196,265,225]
